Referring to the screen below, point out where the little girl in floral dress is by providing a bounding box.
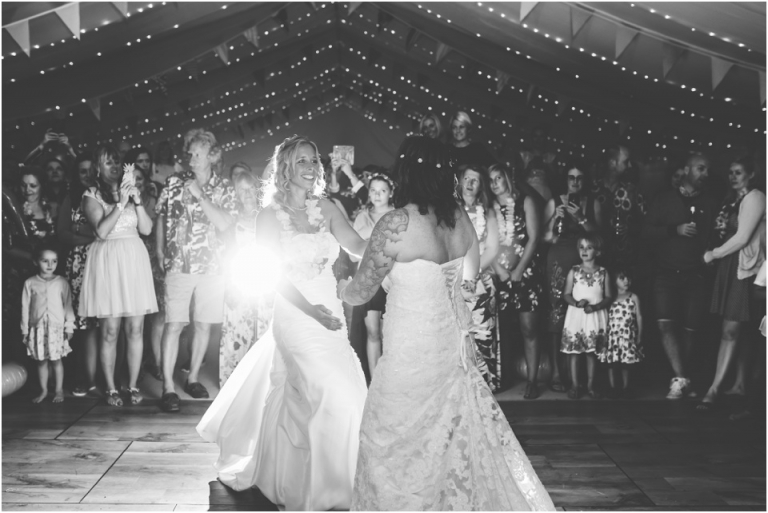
[561,234,612,399]
[21,245,75,403]
[599,269,643,399]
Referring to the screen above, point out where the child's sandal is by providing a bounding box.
[106,389,123,407]
[128,388,143,405]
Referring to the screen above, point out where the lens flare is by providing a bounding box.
[230,241,281,297]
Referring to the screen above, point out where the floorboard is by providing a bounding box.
[2,394,763,511]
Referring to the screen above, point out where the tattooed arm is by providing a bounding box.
[339,208,408,306]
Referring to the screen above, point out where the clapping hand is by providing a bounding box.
[311,304,343,331]
[329,154,354,179]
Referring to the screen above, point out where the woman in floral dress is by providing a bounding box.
[456,163,500,391]
[57,153,99,396]
[218,172,272,387]
[489,163,544,398]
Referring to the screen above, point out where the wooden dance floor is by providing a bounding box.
[2,394,765,511]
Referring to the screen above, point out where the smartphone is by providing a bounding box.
[568,193,581,206]
[121,166,135,188]
[333,145,354,166]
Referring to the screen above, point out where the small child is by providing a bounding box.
[561,234,612,399]
[21,245,75,403]
[599,269,644,399]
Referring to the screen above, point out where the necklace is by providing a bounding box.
[464,202,486,240]
[285,203,308,212]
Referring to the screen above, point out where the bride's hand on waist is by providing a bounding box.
[310,304,343,331]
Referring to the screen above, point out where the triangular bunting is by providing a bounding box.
[348,2,362,15]
[5,20,30,57]
[264,112,273,127]
[185,61,199,81]
[243,25,259,49]
[615,25,638,59]
[520,2,538,22]
[661,43,685,78]
[237,125,245,140]
[570,8,591,38]
[759,71,766,106]
[255,116,265,130]
[55,3,80,39]
[214,44,229,65]
[282,105,290,121]
[112,2,129,17]
[435,42,450,65]
[87,98,101,121]
[711,56,734,91]
[496,70,510,94]
[556,94,570,116]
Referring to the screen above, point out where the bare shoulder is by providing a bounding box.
[317,197,340,214]
[256,204,278,226]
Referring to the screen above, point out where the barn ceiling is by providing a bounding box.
[3,2,765,161]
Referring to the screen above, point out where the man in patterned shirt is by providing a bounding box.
[155,129,236,412]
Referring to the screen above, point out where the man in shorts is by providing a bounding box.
[155,129,236,412]
[644,153,716,399]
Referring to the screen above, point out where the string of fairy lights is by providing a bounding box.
[4,1,763,160]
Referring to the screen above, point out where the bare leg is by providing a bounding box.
[520,311,540,382]
[187,321,211,385]
[586,353,598,392]
[702,320,743,403]
[100,317,122,392]
[52,359,64,403]
[569,354,580,391]
[161,322,184,395]
[364,311,383,374]
[550,332,564,386]
[608,365,618,389]
[83,327,98,388]
[124,316,145,390]
[622,366,631,390]
[659,320,687,378]
[32,361,49,403]
[725,328,751,396]
[150,311,164,371]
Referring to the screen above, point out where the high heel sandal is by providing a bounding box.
[106,389,123,407]
[128,388,143,405]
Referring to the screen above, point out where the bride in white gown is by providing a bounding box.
[339,137,555,511]
[196,136,368,511]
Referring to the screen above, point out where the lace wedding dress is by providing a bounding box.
[197,201,368,511]
[351,258,555,511]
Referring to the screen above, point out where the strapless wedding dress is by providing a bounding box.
[197,209,367,511]
[351,258,555,511]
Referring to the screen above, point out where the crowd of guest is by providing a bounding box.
[3,111,765,418]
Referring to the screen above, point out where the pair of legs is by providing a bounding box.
[161,321,212,395]
[100,315,145,404]
[658,320,697,380]
[568,352,598,395]
[147,310,165,379]
[701,319,750,405]
[364,310,383,374]
[33,359,64,403]
[549,332,567,390]
[520,311,541,398]
[607,364,632,391]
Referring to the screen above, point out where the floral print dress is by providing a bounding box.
[600,295,643,364]
[65,205,95,330]
[465,204,500,392]
[219,218,273,387]
[561,266,608,354]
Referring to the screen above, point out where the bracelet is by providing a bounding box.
[117,202,125,212]
[578,218,587,225]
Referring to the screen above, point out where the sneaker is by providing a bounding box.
[666,377,686,400]
[72,386,88,397]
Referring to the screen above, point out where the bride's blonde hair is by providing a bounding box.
[260,135,326,209]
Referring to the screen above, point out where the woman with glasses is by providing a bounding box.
[542,160,602,393]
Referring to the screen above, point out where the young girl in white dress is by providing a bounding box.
[21,245,75,403]
[561,234,612,399]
